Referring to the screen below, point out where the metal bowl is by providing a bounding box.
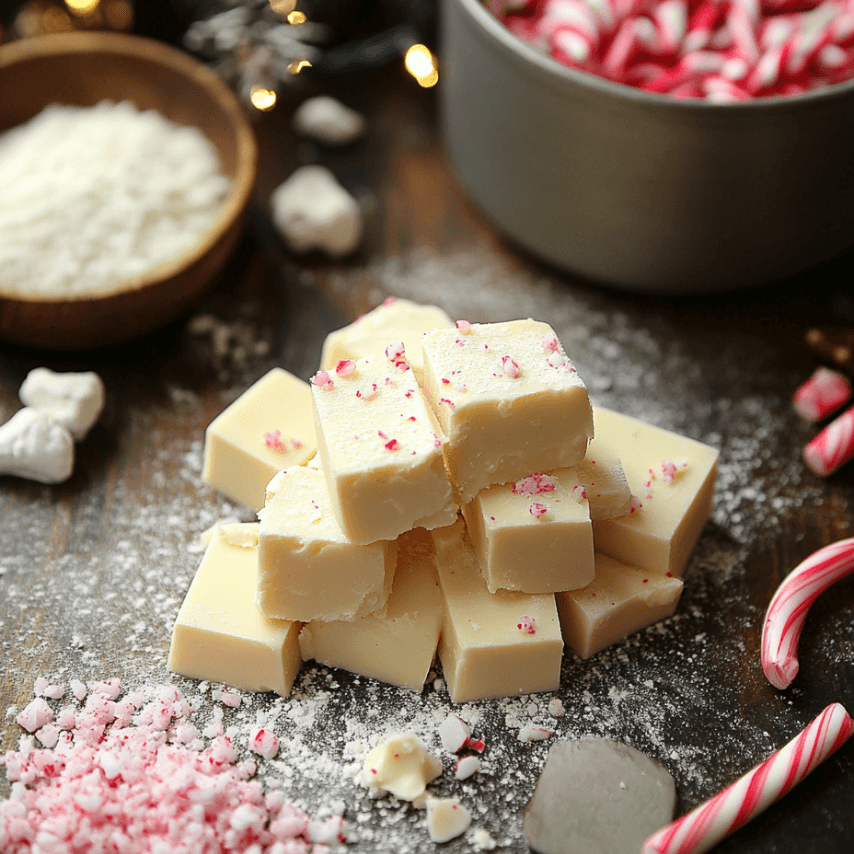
[440,0,854,293]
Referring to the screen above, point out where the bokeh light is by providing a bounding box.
[405,44,438,88]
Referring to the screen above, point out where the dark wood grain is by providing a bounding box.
[2,60,854,853]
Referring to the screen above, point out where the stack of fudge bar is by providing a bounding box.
[169,300,718,703]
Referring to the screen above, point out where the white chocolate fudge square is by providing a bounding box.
[298,529,443,691]
[168,523,302,696]
[257,467,396,622]
[576,440,632,521]
[462,469,594,594]
[320,297,453,382]
[431,519,563,703]
[556,553,683,659]
[203,368,317,510]
[421,320,593,502]
[311,351,457,545]
[590,407,719,578]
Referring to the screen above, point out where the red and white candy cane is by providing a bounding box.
[643,702,854,854]
[792,366,852,423]
[493,0,854,100]
[803,403,854,477]
[761,536,854,689]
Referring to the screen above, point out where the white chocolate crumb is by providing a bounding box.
[472,827,498,850]
[19,367,105,440]
[293,95,367,146]
[271,165,363,258]
[548,698,565,717]
[360,733,443,802]
[426,797,472,843]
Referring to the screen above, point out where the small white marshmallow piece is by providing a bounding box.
[0,408,74,484]
[293,96,367,146]
[20,368,105,441]
[271,165,363,258]
[426,797,472,843]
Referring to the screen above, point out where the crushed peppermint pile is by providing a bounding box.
[0,100,229,297]
[1,680,345,854]
[490,0,854,101]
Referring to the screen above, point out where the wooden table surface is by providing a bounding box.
[2,53,854,854]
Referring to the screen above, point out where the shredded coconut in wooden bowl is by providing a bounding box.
[0,100,230,298]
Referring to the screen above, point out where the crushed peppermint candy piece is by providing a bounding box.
[502,355,521,378]
[16,698,53,733]
[517,615,537,635]
[529,501,548,518]
[518,723,553,742]
[438,714,471,753]
[385,341,405,361]
[249,728,280,760]
[513,473,557,495]
[263,429,289,452]
[213,689,241,708]
[464,736,486,753]
[91,678,122,700]
[541,332,559,351]
[630,495,644,513]
[455,755,482,780]
[455,319,472,332]
[548,698,566,717]
[660,458,689,483]
[335,359,356,377]
[310,369,334,390]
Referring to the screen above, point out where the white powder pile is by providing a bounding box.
[0,100,230,297]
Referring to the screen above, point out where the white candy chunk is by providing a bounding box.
[292,95,367,146]
[438,714,470,753]
[426,797,472,843]
[271,165,363,257]
[19,368,105,440]
[518,723,553,742]
[454,755,481,780]
[0,408,74,484]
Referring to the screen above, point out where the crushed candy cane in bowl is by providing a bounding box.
[440,0,854,293]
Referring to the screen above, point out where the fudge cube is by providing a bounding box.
[576,440,632,521]
[168,523,302,696]
[590,407,719,578]
[257,467,396,622]
[431,519,563,703]
[311,351,457,544]
[462,468,595,594]
[320,297,453,382]
[202,368,317,510]
[556,553,684,659]
[421,320,593,502]
[298,529,443,691]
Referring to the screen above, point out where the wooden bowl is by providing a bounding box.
[0,31,258,350]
